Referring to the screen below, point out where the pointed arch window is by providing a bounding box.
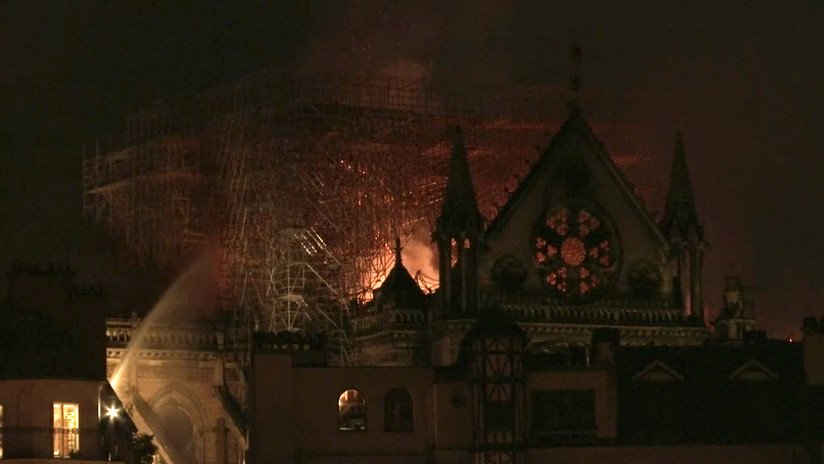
[338,389,367,431]
[384,388,413,432]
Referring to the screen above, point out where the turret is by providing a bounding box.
[660,132,708,321]
[372,238,427,312]
[351,238,429,365]
[713,276,757,341]
[465,306,526,464]
[433,126,483,318]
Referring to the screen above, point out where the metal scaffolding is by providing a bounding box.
[83,70,646,365]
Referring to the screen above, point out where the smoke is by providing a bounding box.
[401,227,439,290]
[380,59,432,80]
[363,227,439,300]
[299,1,517,85]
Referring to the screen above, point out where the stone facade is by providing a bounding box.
[105,319,244,464]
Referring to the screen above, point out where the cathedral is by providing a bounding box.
[92,98,820,464]
[4,81,818,464]
[354,102,710,367]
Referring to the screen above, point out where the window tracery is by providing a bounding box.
[534,205,619,298]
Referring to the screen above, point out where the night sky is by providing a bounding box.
[1,1,823,338]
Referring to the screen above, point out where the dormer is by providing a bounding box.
[632,360,684,382]
[728,359,778,381]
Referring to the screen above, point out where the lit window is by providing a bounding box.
[384,388,413,432]
[1,403,4,459]
[338,389,366,431]
[53,402,79,458]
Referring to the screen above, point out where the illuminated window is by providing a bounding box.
[384,388,413,432]
[0,403,4,459]
[338,389,366,431]
[534,206,619,299]
[53,402,79,458]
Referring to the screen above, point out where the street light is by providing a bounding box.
[105,405,120,420]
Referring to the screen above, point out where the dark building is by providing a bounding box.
[1,264,106,379]
[244,317,818,464]
[615,337,806,445]
[0,265,136,463]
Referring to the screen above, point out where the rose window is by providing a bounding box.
[534,206,619,298]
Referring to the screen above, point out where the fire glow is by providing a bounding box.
[360,231,439,301]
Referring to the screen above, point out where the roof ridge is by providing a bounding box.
[485,112,668,249]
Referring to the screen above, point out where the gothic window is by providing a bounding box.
[53,402,79,457]
[0,403,3,459]
[338,389,367,431]
[534,205,619,299]
[156,401,194,453]
[384,388,413,432]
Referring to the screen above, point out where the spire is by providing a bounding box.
[568,45,583,116]
[660,132,703,243]
[435,126,483,239]
[394,236,402,265]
